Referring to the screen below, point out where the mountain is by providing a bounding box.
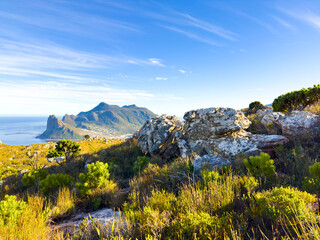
[38,115,82,140]
[39,103,157,139]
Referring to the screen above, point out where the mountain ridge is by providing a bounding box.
[39,103,157,140]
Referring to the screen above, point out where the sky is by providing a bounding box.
[0,0,320,117]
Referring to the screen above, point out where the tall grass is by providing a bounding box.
[0,194,51,240]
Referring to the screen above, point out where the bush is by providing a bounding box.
[254,186,316,221]
[272,84,320,113]
[0,195,27,226]
[21,169,48,188]
[51,187,76,219]
[0,195,50,239]
[249,101,264,112]
[76,161,116,197]
[244,152,275,184]
[133,156,150,174]
[47,139,80,162]
[39,173,74,194]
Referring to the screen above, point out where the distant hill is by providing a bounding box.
[38,103,157,140]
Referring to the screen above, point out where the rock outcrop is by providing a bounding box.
[183,108,288,158]
[258,110,320,136]
[137,107,289,160]
[137,115,190,159]
[193,154,231,173]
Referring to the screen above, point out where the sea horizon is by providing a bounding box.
[0,116,50,145]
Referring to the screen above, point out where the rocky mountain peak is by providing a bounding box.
[47,115,64,129]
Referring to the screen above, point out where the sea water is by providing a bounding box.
[0,116,48,145]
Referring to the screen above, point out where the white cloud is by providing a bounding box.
[155,77,168,81]
[148,58,166,67]
[178,69,186,74]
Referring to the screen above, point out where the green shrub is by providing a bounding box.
[254,186,316,221]
[272,84,320,113]
[244,152,275,184]
[201,169,220,186]
[39,173,74,194]
[47,139,80,162]
[76,161,116,196]
[21,169,48,188]
[249,101,264,112]
[133,156,150,174]
[0,195,27,226]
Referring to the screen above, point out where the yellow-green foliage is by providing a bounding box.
[133,156,150,174]
[51,187,76,219]
[304,100,320,115]
[21,168,48,188]
[254,186,316,221]
[0,194,50,240]
[244,152,275,181]
[76,161,116,197]
[124,171,258,239]
[302,162,320,194]
[39,173,74,194]
[309,162,320,178]
[0,195,27,226]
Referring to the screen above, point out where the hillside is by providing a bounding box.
[39,103,157,140]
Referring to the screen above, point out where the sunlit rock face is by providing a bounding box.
[137,115,190,160]
[258,109,320,136]
[137,107,289,160]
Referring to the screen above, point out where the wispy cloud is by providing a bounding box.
[144,3,236,46]
[280,8,320,31]
[147,58,166,67]
[0,80,182,114]
[178,69,186,74]
[177,13,237,41]
[161,25,220,46]
[271,15,295,30]
[0,1,139,38]
[0,38,166,82]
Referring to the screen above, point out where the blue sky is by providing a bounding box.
[0,0,320,117]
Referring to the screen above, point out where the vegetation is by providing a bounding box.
[39,173,74,194]
[0,98,319,239]
[272,84,320,113]
[47,139,81,163]
[21,168,48,189]
[249,101,264,112]
[244,152,275,185]
[76,161,116,197]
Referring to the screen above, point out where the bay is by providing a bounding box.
[0,116,48,145]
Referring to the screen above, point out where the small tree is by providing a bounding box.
[47,139,80,163]
[244,152,275,185]
[249,101,264,112]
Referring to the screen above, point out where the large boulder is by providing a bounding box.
[193,154,231,174]
[137,115,190,159]
[184,108,288,158]
[259,110,319,136]
[184,108,251,141]
[280,111,319,136]
[137,108,289,160]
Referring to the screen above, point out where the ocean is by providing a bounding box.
[0,116,48,145]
